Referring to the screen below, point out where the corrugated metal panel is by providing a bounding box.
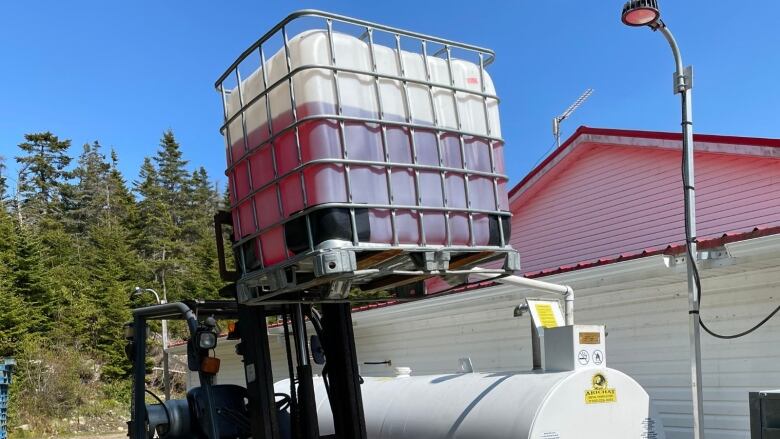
[512,144,780,274]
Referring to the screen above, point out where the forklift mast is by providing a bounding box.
[129,9,515,439]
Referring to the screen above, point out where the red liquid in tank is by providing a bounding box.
[227,102,509,266]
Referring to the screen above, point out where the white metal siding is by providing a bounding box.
[208,239,780,439]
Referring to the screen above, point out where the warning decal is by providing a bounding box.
[641,417,660,439]
[534,303,559,328]
[579,332,601,344]
[585,373,617,404]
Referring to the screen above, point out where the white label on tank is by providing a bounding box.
[641,418,660,439]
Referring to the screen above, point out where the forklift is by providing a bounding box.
[126,295,370,439]
[127,9,519,439]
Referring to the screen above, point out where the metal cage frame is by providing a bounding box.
[215,10,518,303]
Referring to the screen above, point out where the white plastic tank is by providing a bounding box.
[275,368,666,439]
[223,29,509,266]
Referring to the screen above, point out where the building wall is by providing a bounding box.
[211,238,780,439]
[511,143,780,274]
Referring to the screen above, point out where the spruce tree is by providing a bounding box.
[134,157,181,300]
[62,141,112,236]
[107,148,137,226]
[181,167,215,240]
[0,206,33,356]
[1,128,235,425]
[0,157,8,205]
[9,221,50,330]
[15,132,72,223]
[154,130,189,224]
[180,167,223,299]
[87,215,137,378]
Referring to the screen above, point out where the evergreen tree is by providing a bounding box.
[181,167,215,240]
[107,148,137,225]
[0,156,8,205]
[15,132,72,223]
[180,167,223,299]
[0,288,30,356]
[2,128,230,428]
[154,130,189,223]
[0,206,33,356]
[87,215,137,378]
[134,157,181,300]
[63,141,112,235]
[9,222,50,329]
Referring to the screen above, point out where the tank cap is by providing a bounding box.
[394,367,412,377]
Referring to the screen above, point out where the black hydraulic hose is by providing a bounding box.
[275,393,292,411]
[144,389,171,435]
[305,306,324,339]
[282,309,299,437]
[304,306,333,401]
[363,360,391,366]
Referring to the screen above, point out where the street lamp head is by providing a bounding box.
[621,0,661,27]
[133,286,142,295]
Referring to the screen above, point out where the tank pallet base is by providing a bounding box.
[235,246,519,304]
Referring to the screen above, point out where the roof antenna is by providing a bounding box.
[553,88,593,148]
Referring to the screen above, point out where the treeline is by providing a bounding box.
[0,130,225,427]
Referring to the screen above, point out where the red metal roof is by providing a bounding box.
[521,225,780,278]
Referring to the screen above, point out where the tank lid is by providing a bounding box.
[394,367,412,377]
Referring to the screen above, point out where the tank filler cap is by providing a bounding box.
[394,367,412,377]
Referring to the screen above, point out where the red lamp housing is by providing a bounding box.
[622,0,661,27]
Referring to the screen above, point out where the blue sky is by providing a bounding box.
[1,1,778,192]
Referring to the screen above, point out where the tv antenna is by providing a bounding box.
[552,88,593,147]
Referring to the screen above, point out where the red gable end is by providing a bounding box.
[508,127,780,276]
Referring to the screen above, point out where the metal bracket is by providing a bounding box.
[325,280,353,300]
[314,249,357,277]
[666,247,735,272]
[673,65,693,94]
[503,251,521,271]
[266,269,290,291]
[236,283,254,303]
[415,251,451,272]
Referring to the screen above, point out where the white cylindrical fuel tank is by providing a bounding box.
[275,368,665,439]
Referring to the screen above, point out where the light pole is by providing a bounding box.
[132,286,171,401]
[620,1,704,438]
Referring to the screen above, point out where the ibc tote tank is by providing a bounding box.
[275,368,666,439]
[219,23,510,272]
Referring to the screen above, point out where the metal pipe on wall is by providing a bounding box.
[470,269,575,325]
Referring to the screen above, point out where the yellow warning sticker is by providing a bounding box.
[585,388,617,404]
[534,303,559,328]
[585,373,617,404]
